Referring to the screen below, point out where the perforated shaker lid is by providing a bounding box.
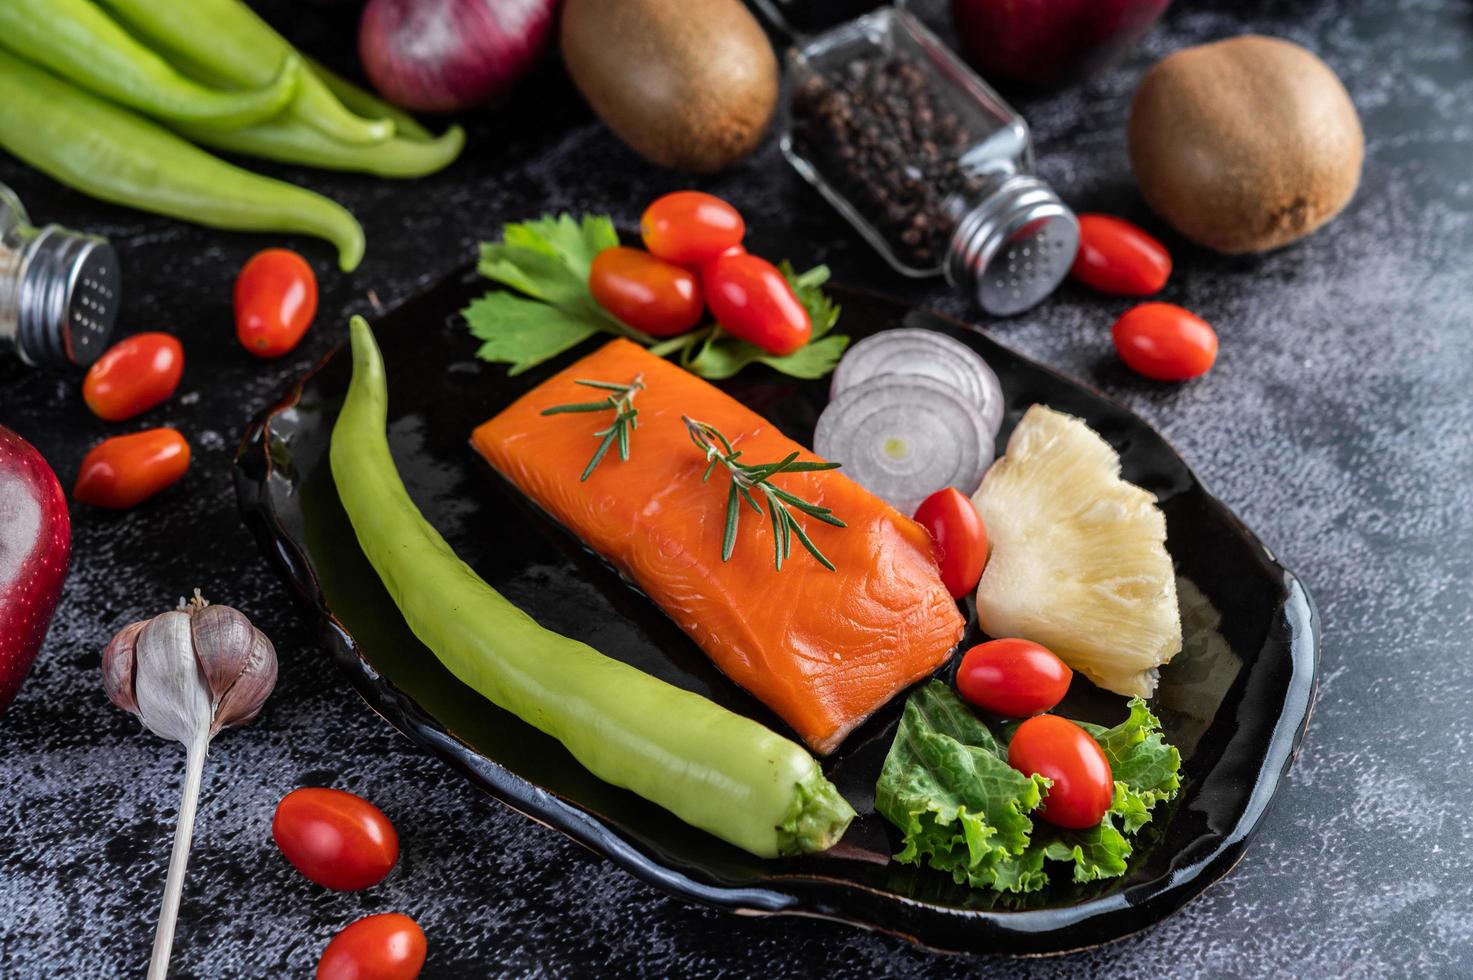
[947,175,1080,317]
[17,226,120,367]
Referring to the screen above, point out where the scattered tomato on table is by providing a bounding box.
[911,487,988,599]
[588,246,704,337]
[234,248,318,358]
[1112,302,1218,381]
[82,332,184,421]
[702,252,811,356]
[1070,214,1172,296]
[273,787,399,891]
[316,912,426,980]
[1008,714,1114,829]
[640,191,746,266]
[73,427,189,509]
[956,639,1072,717]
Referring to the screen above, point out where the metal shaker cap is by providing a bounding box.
[947,175,1080,316]
[15,225,120,368]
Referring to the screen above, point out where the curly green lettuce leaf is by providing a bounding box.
[876,682,1050,893]
[1077,698,1182,833]
[681,264,849,380]
[463,214,847,380]
[877,688,1182,893]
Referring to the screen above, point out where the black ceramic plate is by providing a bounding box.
[234,267,1319,956]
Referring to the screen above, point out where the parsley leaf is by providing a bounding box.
[463,291,601,376]
[463,214,848,380]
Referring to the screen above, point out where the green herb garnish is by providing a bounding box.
[541,375,645,481]
[683,417,846,571]
[463,214,847,379]
[649,263,848,380]
[874,682,1181,893]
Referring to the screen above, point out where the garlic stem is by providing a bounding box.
[147,728,209,980]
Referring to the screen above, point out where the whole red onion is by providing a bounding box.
[951,0,1172,89]
[359,0,559,113]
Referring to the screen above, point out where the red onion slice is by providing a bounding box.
[829,328,1004,439]
[814,375,993,515]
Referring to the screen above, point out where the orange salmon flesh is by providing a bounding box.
[471,339,964,754]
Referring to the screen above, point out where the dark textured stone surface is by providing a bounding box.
[1,1,1469,976]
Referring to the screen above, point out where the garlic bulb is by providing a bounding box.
[102,591,277,980]
[104,590,277,736]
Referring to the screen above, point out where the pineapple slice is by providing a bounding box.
[972,405,1181,698]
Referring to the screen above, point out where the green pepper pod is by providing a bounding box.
[178,117,464,179]
[0,50,364,271]
[95,0,391,145]
[330,317,855,858]
[306,59,433,143]
[0,0,299,129]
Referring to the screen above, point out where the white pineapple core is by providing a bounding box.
[973,405,1182,698]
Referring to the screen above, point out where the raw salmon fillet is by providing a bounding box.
[471,339,964,754]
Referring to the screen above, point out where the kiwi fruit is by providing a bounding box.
[1128,35,1363,254]
[560,0,779,174]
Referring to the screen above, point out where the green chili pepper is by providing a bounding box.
[330,316,855,858]
[306,59,433,143]
[95,0,391,146]
[177,116,465,179]
[0,49,364,271]
[0,0,299,129]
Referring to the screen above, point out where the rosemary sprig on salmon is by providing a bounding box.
[683,417,846,571]
[540,375,645,481]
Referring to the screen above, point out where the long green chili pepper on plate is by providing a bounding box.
[95,0,392,145]
[0,49,364,271]
[0,0,299,129]
[329,316,855,858]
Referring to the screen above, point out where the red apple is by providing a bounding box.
[951,0,1172,89]
[0,425,70,715]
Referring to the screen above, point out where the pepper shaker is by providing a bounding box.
[0,182,119,367]
[783,8,1079,315]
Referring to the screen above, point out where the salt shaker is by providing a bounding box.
[783,8,1078,315]
[0,182,119,367]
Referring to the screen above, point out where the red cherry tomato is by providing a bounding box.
[73,428,189,509]
[1070,214,1172,296]
[235,248,318,358]
[273,787,399,891]
[702,253,811,355]
[82,333,184,422]
[956,639,1072,717]
[316,913,425,980]
[693,242,745,277]
[1112,303,1218,381]
[640,191,745,265]
[588,247,704,337]
[912,488,988,599]
[1008,714,1114,829]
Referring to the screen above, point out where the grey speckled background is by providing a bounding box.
[2,0,1471,976]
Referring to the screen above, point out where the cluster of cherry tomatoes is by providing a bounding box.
[272,787,426,979]
[960,639,1113,830]
[588,191,813,356]
[71,249,318,509]
[1070,214,1219,383]
[909,488,1112,830]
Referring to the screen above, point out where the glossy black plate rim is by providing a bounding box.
[232,282,1320,957]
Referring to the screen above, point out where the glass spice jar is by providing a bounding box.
[782,7,1079,315]
[0,182,119,368]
